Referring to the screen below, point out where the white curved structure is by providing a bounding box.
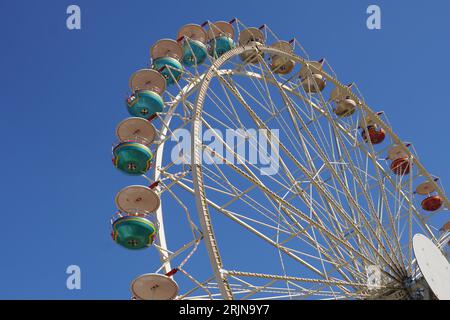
[117,19,449,300]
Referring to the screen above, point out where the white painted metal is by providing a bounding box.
[413,234,450,300]
[126,20,449,300]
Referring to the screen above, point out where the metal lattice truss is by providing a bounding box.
[139,19,449,300]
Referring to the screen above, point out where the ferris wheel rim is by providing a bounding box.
[147,44,448,299]
[151,76,445,299]
[180,44,449,300]
[111,16,449,300]
[150,69,447,300]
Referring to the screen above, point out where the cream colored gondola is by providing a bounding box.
[269,40,295,74]
[300,59,326,93]
[330,83,357,117]
[238,27,265,63]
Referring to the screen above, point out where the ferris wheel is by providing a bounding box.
[110,19,450,300]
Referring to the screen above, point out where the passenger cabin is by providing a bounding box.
[388,145,412,176]
[238,27,265,63]
[207,21,236,58]
[127,69,166,119]
[269,41,295,74]
[359,112,386,144]
[151,39,184,84]
[111,185,161,249]
[177,24,208,66]
[329,83,357,117]
[415,180,444,212]
[300,59,326,94]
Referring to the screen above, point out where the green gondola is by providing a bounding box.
[208,36,235,58]
[182,39,207,66]
[152,57,183,85]
[112,216,156,250]
[112,141,153,175]
[126,90,164,118]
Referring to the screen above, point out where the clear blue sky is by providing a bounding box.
[0,0,448,299]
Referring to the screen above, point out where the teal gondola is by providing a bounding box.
[152,57,183,85]
[206,21,236,59]
[151,39,184,85]
[182,39,207,66]
[112,141,153,175]
[178,24,209,67]
[126,90,164,118]
[111,214,157,250]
